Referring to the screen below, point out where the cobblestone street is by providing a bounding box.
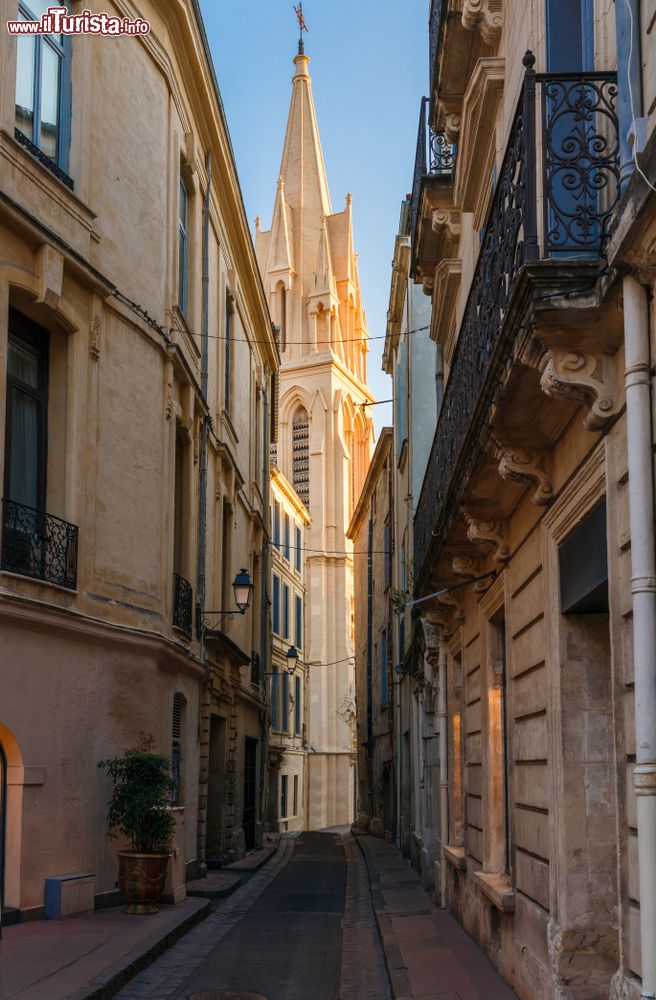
[112,830,516,1000]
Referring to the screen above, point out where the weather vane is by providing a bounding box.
[292,3,308,54]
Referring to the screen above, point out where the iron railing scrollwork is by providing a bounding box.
[172,572,193,639]
[1,498,78,589]
[413,54,619,579]
[429,0,444,100]
[410,96,457,272]
[540,73,620,254]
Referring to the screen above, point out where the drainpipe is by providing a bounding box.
[437,635,448,908]
[615,0,645,188]
[624,274,656,999]
[197,153,211,634]
[366,505,374,825]
[259,366,271,827]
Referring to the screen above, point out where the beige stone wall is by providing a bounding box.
[0,0,276,912]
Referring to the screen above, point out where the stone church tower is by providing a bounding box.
[256,46,374,828]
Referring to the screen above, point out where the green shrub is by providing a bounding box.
[98,746,175,854]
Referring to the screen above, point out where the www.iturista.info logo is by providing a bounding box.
[7,6,150,35]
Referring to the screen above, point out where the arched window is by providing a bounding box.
[292,407,310,508]
[276,282,287,352]
[171,692,186,805]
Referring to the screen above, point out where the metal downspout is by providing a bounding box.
[197,153,211,632]
[366,505,374,824]
[437,636,448,908]
[259,366,271,829]
[624,274,656,999]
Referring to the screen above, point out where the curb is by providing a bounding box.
[66,898,211,1000]
[352,830,413,1000]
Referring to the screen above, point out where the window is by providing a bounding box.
[283,583,290,640]
[546,0,594,72]
[292,407,310,507]
[381,628,388,707]
[273,501,281,550]
[4,313,48,511]
[295,525,302,572]
[271,668,280,730]
[384,520,391,590]
[225,295,233,413]
[283,514,290,561]
[400,537,407,593]
[282,672,290,733]
[178,179,188,315]
[171,693,185,805]
[394,338,408,458]
[293,773,299,815]
[294,674,302,735]
[15,1,71,175]
[295,595,302,650]
[276,282,287,352]
[281,773,288,818]
[272,574,281,634]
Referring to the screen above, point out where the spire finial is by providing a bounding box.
[292,3,308,54]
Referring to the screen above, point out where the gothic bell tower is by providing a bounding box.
[256,44,374,828]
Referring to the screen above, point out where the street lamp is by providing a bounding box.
[285,645,299,674]
[197,569,254,637]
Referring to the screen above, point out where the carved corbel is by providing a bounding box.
[450,553,479,579]
[462,511,510,563]
[539,349,618,431]
[431,209,461,241]
[461,0,503,45]
[496,445,553,506]
[436,590,464,622]
[424,601,456,637]
[444,112,462,146]
[89,315,102,361]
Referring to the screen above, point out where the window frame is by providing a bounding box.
[15,1,72,178]
[272,573,281,635]
[295,524,302,573]
[178,177,189,316]
[271,668,280,730]
[283,513,290,561]
[4,310,49,512]
[381,628,388,707]
[294,674,302,735]
[295,594,302,650]
[282,582,290,640]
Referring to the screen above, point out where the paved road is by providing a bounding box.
[117,830,390,1000]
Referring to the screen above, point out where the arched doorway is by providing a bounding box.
[0,740,6,912]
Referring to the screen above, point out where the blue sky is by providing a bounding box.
[199,1,429,435]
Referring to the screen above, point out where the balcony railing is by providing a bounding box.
[414,54,620,579]
[172,572,193,639]
[410,96,457,260]
[1,498,78,589]
[429,0,444,99]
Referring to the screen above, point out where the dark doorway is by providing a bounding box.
[206,715,226,867]
[382,762,394,840]
[243,737,258,851]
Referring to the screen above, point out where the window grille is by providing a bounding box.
[292,409,310,508]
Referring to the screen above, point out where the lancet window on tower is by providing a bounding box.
[292,407,310,508]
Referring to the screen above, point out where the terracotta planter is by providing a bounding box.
[117,850,170,914]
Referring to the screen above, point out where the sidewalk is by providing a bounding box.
[0,897,209,1000]
[354,833,518,1000]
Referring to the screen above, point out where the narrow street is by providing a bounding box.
[115,831,516,1000]
[116,830,391,1000]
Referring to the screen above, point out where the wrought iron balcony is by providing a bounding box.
[410,96,457,259]
[414,54,620,580]
[172,572,193,639]
[1,498,78,589]
[429,0,445,99]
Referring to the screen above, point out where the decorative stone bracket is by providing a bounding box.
[496,445,553,506]
[431,209,461,242]
[461,0,503,45]
[539,349,619,431]
[462,511,510,563]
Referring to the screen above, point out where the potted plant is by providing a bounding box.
[98,738,175,914]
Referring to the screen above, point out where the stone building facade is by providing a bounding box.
[348,428,394,840]
[381,198,440,881]
[0,0,277,921]
[267,465,310,832]
[401,1,656,997]
[256,46,374,829]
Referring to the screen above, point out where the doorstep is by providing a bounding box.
[186,871,242,899]
[223,845,276,873]
[0,896,210,1000]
